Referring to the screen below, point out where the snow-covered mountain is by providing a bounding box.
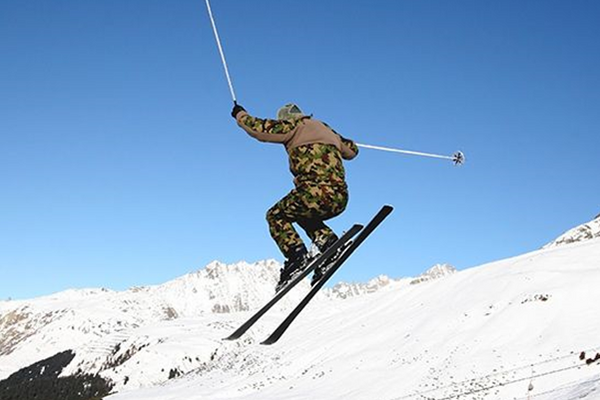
[324,275,400,299]
[1,217,600,400]
[409,263,457,285]
[0,259,303,381]
[0,258,396,391]
[544,213,600,248]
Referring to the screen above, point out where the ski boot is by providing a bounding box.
[310,234,351,286]
[276,245,309,292]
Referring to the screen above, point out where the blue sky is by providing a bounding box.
[1,0,599,300]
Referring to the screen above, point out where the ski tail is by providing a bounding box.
[224,223,363,341]
[261,205,393,345]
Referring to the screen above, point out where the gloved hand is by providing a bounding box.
[231,103,246,119]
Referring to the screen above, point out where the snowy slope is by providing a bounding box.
[0,259,310,381]
[2,219,600,400]
[101,238,600,400]
[0,258,399,387]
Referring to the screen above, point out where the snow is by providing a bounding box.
[105,238,600,400]
[1,218,600,399]
[409,263,457,284]
[544,214,600,248]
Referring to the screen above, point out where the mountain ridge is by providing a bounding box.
[544,213,600,248]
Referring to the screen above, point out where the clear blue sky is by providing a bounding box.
[1,0,599,300]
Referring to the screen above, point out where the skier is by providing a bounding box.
[231,102,359,291]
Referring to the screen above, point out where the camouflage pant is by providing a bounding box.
[266,183,348,258]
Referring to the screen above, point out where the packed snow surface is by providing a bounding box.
[1,218,600,399]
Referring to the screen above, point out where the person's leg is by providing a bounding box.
[296,183,349,250]
[267,188,317,290]
[266,183,348,256]
[266,189,307,259]
[297,218,335,247]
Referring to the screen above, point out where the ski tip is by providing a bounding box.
[223,335,239,341]
[260,338,276,346]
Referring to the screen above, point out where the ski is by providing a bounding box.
[261,205,393,345]
[224,224,363,341]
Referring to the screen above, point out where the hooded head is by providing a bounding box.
[276,103,304,120]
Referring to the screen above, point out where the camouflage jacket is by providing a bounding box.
[236,111,358,187]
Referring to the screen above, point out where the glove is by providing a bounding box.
[231,103,246,119]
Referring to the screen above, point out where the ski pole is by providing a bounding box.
[205,0,238,104]
[356,143,465,165]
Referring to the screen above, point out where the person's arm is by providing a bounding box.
[339,135,359,160]
[232,105,297,144]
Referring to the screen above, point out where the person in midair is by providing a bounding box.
[231,102,359,291]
